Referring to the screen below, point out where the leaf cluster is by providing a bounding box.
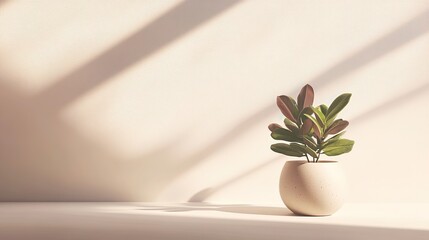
[269,84,354,162]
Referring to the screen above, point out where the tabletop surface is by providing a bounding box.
[0,202,428,240]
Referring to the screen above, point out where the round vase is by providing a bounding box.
[279,160,346,216]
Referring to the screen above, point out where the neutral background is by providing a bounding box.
[0,0,428,203]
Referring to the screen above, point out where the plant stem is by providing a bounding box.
[316,138,322,162]
[303,143,310,163]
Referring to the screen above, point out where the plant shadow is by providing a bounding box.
[137,202,298,217]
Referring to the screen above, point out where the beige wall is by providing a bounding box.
[0,0,429,203]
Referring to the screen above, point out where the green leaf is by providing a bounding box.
[271,128,301,142]
[271,143,304,157]
[297,84,314,111]
[284,118,299,133]
[284,117,297,128]
[291,143,318,158]
[304,114,323,137]
[320,104,328,115]
[303,136,318,150]
[326,93,352,120]
[322,131,346,148]
[326,115,336,129]
[324,119,349,137]
[277,96,299,123]
[322,139,354,156]
[311,106,326,124]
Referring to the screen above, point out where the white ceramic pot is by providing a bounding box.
[279,160,346,216]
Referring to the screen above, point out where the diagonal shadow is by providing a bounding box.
[169,9,429,190]
[188,156,282,202]
[1,0,240,200]
[311,9,429,89]
[352,83,429,124]
[33,0,241,112]
[0,81,130,201]
[0,78,193,201]
[188,82,429,202]
[2,5,428,202]
[3,0,240,201]
[14,4,429,201]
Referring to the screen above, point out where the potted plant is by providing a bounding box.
[268,84,354,216]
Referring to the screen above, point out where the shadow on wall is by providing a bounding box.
[351,83,429,124]
[178,8,429,201]
[171,7,429,190]
[33,0,240,113]
[0,0,240,201]
[188,82,429,202]
[1,4,429,201]
[0,82,125,200]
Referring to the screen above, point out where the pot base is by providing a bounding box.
[279,160,346,216]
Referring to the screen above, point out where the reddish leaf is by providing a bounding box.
[325,119,349,136]
[297,84,314,111]
[300,106,313,117]
[268,123,282,132]
[277,96,297,122]
[284,96,299,119]
[300,118,312,135]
